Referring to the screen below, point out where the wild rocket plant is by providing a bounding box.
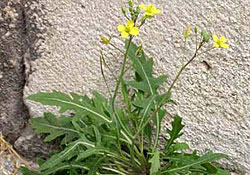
[21,1,230,175]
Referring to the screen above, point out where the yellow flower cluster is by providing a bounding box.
[118,3,161,38]
[116,2,230,50]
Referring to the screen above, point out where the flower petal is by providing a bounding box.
[121,31,129,38]
[139,4,147,10]
[118,25,125,32]
[129,27,139,36]
[212,34,218,41]
[221,43,229,48]
[213,42,220,48]
[126,20,134,27]
[153,9,161,14]
[148,4,154,9]
[220,36,227,42]
[145,12,154,17]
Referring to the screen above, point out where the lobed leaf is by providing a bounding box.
[165,116,184,151]
[30,112,78,144]
[39,138,95,171]
[28,91,112,124]
[149,150,161,175]
[162,152,228,174]
[126,40,167,95]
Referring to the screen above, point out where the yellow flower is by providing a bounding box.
[139,3,161,17]
[212,35,229,48]
[118,20,139,38]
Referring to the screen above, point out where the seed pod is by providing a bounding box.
[122,7,127,16]
[194,26,198,34]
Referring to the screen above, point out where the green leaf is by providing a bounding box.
[156,92,172,107]
[126,41,167,151]
[87,156,106,175]
[165,116,184,151]
[171,142,189,152]
[36,157,46,166]
[29,112,78,144]
[201,162,218,173]
[92,125,102,146]
[162,152,227,174]
[28,91,112,124]
[76,148,101,161]
[126,40,167,95]
[128,75,167,95]
[164,142,189,156]
[42,162,88,175]
[144,123,153,143]
[215,169,231,175]
[149,150,161,175]
[76,146,113,162]
[121,80,132,111]
[39,138,95,171]
[133,95,156,122]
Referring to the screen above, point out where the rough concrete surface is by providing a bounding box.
[0,0,29,144]
[22,0,249,174]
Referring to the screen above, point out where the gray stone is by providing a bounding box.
[0,0,29,144]
[14,125,60,159]
[0,71,3,79]
[0,0,55,160]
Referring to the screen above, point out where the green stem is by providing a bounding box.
[111,36,133,110]
[152,112,160,152]
[140,131,144,154]
[110,42,124,54]
[100,52,119,82]
[134,41,205,140]
[130,140,136,165]
[109,36,134,162]
[100,53,112,98]
[196,47,214,57]
[166,41,204,95]
[195,31,198,51]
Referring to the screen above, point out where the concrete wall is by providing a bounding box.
[21,0,249,173]
[0,0,30,144]
[0,0,60,159]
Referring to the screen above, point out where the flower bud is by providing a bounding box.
[100,36,110,44]
[136,44,143,56]
[140,17,146,26]
[184,25,191,39]
[194,26,198,34]
[122,7,127,16]
[128,0,134,15]
[205,34,211,42]
[135,6,140,15]
[129,0,133,8]
[201,30,210,43]
[201,29,206,36]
